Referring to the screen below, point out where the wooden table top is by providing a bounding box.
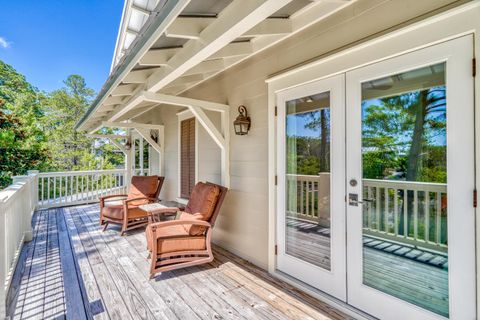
[139,201,185,214]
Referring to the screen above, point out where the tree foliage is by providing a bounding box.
[0,61,48,187]
[0,61,123,188]
[286,87,446,184]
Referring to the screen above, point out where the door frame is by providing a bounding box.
[345,35,475,320]
[267,3,480,319]
[276,74,346,301]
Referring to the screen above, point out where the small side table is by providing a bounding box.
[139,201,186,224]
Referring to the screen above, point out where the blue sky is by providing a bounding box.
[0,1,124,93]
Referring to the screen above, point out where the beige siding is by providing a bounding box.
[138,0,465,268]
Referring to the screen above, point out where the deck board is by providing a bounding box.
[7,204,351,320]
[285,218,449,317]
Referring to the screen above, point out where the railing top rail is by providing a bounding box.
[0,176,34,205]
[38,169,126,177]
[286,173,330,179]
[363,178,447,192]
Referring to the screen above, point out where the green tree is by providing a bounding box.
[42,75,123,171]
[0,61,48,187]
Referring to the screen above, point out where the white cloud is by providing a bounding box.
[0,37,10,48]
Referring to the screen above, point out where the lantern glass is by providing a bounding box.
[233,105,251,135]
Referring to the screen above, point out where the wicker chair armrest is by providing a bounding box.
[123,197,157,211]
[149,220,212,231]
[100,194,128,201]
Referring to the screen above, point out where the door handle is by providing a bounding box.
[348,193,375,206]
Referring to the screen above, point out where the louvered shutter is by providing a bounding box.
[180,118,195,198]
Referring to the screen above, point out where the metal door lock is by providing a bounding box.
[349,193,359,206]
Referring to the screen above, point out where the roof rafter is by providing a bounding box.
[131,3,151,16]
[243,18,292,36]
[207,41,253,60]
[109,0,294,122]
[139,47,180,66]
[165,17,216,40]
[111,84,138,97]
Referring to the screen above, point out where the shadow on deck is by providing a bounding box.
[7,204,352,320]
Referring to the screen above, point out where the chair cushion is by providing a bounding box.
[178,212,207,236]
[146,224,206,254]
[102,203,147,220]
[128,176,159,205]
[185,182,220,221]
[102,203,124,220]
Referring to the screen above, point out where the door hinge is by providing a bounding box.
[473,58,477,77]
[274,106,278,116]
[275,245,278,255]
[275,175,278,185]
[474,189,477,208]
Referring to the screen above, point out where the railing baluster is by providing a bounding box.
[413,190,418,241]
[375,187,380,231]
[109,174,113,196]
[75,175,79,202]
[403,190,408,238]
[59,176,62,203]
[96,175,99,200]
[53,177,56,205]
[393,188,398,236]
[436,191,442,244]
[424,191,430,243]
[367,186,373,229]
[100,174,105,197]
[311,181,315,217]
[41,177,44,206]
[300,180,304,216]
[305,181,309,217]
[384,187,389,233]
[47,177,51,204]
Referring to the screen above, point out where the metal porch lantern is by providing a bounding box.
[233,105,251,135]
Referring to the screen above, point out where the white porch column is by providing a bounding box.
[125,149,133,192]
[139,138,144,175]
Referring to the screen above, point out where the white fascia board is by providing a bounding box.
[102,121,164,130]
[77,0,191,132]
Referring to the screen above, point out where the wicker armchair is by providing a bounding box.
[100,176,165,235]
[146,182,227,277]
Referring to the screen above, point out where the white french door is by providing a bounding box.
[346,35,475,319]
[276,35,476,319]
[276,74,346,300]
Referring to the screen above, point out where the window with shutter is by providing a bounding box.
[180,118,195,198]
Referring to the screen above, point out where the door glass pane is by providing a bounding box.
[285,91,331,270]
[361,63,448,317]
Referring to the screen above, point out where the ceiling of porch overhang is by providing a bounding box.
[77,0,354,134]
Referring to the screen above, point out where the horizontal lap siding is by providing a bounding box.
[138,0,462,268]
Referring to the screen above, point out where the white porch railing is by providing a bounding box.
[363,179,447,253]
[37,169,128,209]
[286,173,330,226]
[287,174,447,253]
[0,171,37,316]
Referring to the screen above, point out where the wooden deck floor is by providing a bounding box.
[286,219,448,317]
[7,204,352,320]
